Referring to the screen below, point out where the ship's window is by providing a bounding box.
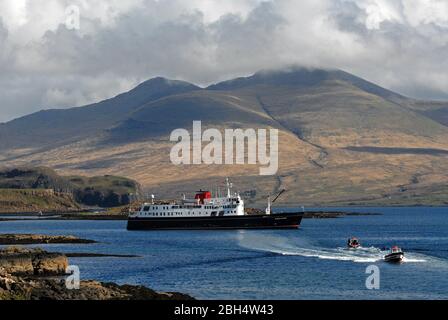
[143,206,150,211]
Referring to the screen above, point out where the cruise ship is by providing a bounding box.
[127,179,303,230]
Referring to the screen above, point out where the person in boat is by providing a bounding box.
[347,237,361,248]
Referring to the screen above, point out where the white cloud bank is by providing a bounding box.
[0,0,447,122]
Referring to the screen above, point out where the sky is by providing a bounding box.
[0,0,447,122]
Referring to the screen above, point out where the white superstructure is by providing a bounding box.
[130,179,246,218]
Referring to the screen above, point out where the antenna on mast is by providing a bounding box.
[266,195,271,215]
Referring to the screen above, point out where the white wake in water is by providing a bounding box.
[237,234,430,264]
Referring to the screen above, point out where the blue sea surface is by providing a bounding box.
[0,207,447,299]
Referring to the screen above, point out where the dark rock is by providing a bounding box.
[0,234,96,245]
[0,247,194,300]
[0,247,68,276]
[0,268,194,300]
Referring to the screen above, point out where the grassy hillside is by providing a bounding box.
[0,167,73,191]
[0,189,81,213]
[69,175,141,207]
[0,167,142,209]
[1,68,448,206]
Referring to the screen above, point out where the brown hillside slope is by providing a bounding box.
[1,68,448,205]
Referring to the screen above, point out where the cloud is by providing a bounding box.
[0,0,447,122]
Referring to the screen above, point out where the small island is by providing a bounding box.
[0,234,96,245]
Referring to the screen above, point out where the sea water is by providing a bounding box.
[0,207,447,299]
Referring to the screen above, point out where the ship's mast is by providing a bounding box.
[265,195,271,215]
[226,178,231,198]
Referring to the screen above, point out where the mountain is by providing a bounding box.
[1,67,448,206]
[0,77,199,150]
[208,68,404,101]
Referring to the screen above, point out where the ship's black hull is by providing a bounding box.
[127,213,303,230]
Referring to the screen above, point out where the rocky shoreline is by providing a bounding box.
[302,211,382,218]
[0,247,68,276]
[0,210,382,221]
[0,247,193,300]
[246,208,381,218]
[0,234,96,245]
